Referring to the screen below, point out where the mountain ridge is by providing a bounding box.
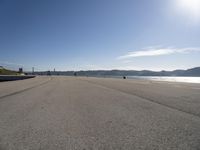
[30,67,200,77]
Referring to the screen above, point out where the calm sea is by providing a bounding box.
[127,76,200,84]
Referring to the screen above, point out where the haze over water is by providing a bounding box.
[128,76,200,83]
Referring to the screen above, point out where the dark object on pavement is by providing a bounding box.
[123,76,126,79]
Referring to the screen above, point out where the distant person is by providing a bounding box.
[74,72,77,77]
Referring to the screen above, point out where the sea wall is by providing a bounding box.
[0,75,35,82]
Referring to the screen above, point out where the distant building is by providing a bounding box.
[47,71,51,76]
[19,68,23,73]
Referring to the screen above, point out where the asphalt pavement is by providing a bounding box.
[0,76,200,150]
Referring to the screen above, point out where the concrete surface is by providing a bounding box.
[0,76,200,150]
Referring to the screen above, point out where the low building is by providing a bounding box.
[19,68,23,73]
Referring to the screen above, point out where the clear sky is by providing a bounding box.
[0,0,200,71]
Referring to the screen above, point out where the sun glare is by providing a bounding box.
[174,0,200,22]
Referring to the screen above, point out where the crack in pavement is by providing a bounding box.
[79,78,200,119]
[0,77,52,101]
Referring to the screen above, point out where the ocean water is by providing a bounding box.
[127,76,200,84]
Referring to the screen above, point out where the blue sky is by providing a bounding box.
[0,0,200,71]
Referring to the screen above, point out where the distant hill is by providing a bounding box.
[28,66,200,77]
[0,66,19,75]
[182,67,200,76]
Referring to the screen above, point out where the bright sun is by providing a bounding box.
[174,0,200,22]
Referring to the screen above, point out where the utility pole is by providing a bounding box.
[54,68,56,75]
[32,67,34,75]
